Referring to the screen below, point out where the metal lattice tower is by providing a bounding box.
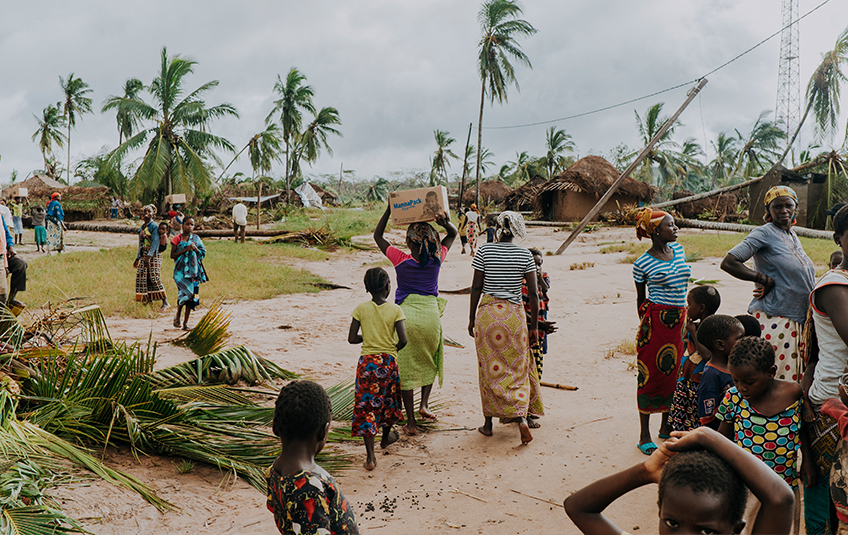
[776,0,801,148]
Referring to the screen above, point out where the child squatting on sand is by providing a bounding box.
[564,426,795,534]
[266,380,359,535]
[348,267,406,470]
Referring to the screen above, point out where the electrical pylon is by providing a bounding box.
[775,0,801,150]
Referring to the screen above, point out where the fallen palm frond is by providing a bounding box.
[443,335,464,348]
[146,346,297,387]
[172,302,231,356]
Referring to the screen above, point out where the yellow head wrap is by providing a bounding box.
[635,208,669,240]
[763,186,798,223]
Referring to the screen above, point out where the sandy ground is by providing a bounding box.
[44,224,763,534]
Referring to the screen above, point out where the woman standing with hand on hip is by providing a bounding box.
[374,202,457,436]
[632,209,690,455]
[721,185,814,382]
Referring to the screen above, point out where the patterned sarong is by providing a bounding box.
[135,246,167,302]
[397,294,445,390]
[467,221,477,252]
[754,310,803,381]
[806,402,840,534]
[352,353,403,437]
[474,295,543,419]
[636,300,685,414]
[46,219,64,251]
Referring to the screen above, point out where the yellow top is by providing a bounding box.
[352,301,405,357]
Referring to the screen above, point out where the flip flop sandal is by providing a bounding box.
[658,433,671,439]
[637,442,658,455]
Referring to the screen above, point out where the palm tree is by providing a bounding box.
[219,124,284,181]
[777,25,848,165]
[474,0,536,205]
[732,111,786,179]
[431,130,458,186]
[634,103,681,190]
[290,107,342,181]
[108,48,238,206]
[59,73,94,184]
[267,68,316,203]
[708,132,739,186]
[506,151,543,185]
[102,78,144,146]
[31,104,67,172]
[543,126,575,178]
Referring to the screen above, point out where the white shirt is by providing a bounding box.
[0,205,13,228]
[232,203,248,226]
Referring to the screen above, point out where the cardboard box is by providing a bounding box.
[389,186,449,226]
[166,194,187,205]
[8,188,27,198]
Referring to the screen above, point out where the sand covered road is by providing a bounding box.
[57,225,763,534]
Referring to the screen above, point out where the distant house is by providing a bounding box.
[536,156,655,221]
[504,176,546,212]
[2,174,67,198]
[462,180,513,207]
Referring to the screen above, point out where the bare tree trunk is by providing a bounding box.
[256,182,262,230]
[338,162,344,203]
[285,138,290,206]
[458,123,472,211]
[475,82,485,208]
[674,217,832,239]
[67,122,71,184]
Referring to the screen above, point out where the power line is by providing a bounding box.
[484,0,831,131]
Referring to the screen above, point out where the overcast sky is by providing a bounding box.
[0,0,845,185]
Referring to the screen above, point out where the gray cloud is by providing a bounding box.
[1,1,845,184]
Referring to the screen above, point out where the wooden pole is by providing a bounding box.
[256,182,262,230]
[338,162,344,203]
[554,78,708,255]
[458,123,472,211]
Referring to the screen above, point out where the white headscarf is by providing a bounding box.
[496,211,526,239]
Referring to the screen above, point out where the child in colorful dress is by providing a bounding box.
[267,380,359,535]
[696,315,744,430]
[565,426,795,534]
[670,285,720,432]
[170,217,207,330]
[522,248,555,379]
[348,267,406,470]
[717,336,810,534]
[31,207,47,253]
[820,382,848,534]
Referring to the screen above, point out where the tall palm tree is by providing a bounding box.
[464,145,494,179]
[32,104,67,172]
[543,126,575,178]
[708,132,739,186]
[289,107,342,183]
[59,73,93,184]
[102,78,144,146]
[267,68,316,203]
[108,47,238,206]
[732,111,786,179]
[506,151,542,186]
[634,103,681,190]
[474,0,536,205]
[431,130,458,186]
[777,25,848,166]
[219,124,284,181]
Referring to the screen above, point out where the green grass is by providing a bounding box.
[24,240,330,318]
[604,230,837,269]
[273,206,388,239]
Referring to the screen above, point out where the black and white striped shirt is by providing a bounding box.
[472,242,536,304]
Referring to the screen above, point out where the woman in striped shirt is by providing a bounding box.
[632,209,690,455]
[468,211,543,445]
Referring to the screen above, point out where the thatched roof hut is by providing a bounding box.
[536,156,655,221]
[504,177,546,211]
[308,183,341,206]
[462,180,513,207]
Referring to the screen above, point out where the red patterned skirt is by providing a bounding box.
[352,353,403,437]
[636,300,685,414]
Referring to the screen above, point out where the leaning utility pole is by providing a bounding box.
[554,78,708,255]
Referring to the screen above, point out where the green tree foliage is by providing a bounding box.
[474,0,536,203]
[289,107,342,184]
[32,104,67,173]
[102,78,144,146]
[59,74,94,184]
[732,111,786,179]
[708,132,739,186]
[431,130,458,186]
[267,68,316,203]
[543,126,575,178]
[106,48,238,206]
[634,102,681,191]
[76,149,130,198]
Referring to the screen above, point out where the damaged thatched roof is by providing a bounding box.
[462,180,513,205]
[539,155,654,201]
[504,176,546,211]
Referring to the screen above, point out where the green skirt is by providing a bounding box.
[397,294,446,390]
[34,226,47,245]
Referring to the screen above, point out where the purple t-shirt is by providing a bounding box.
[385,245,447,305]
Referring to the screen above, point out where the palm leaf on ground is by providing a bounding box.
[172,302,231,356]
